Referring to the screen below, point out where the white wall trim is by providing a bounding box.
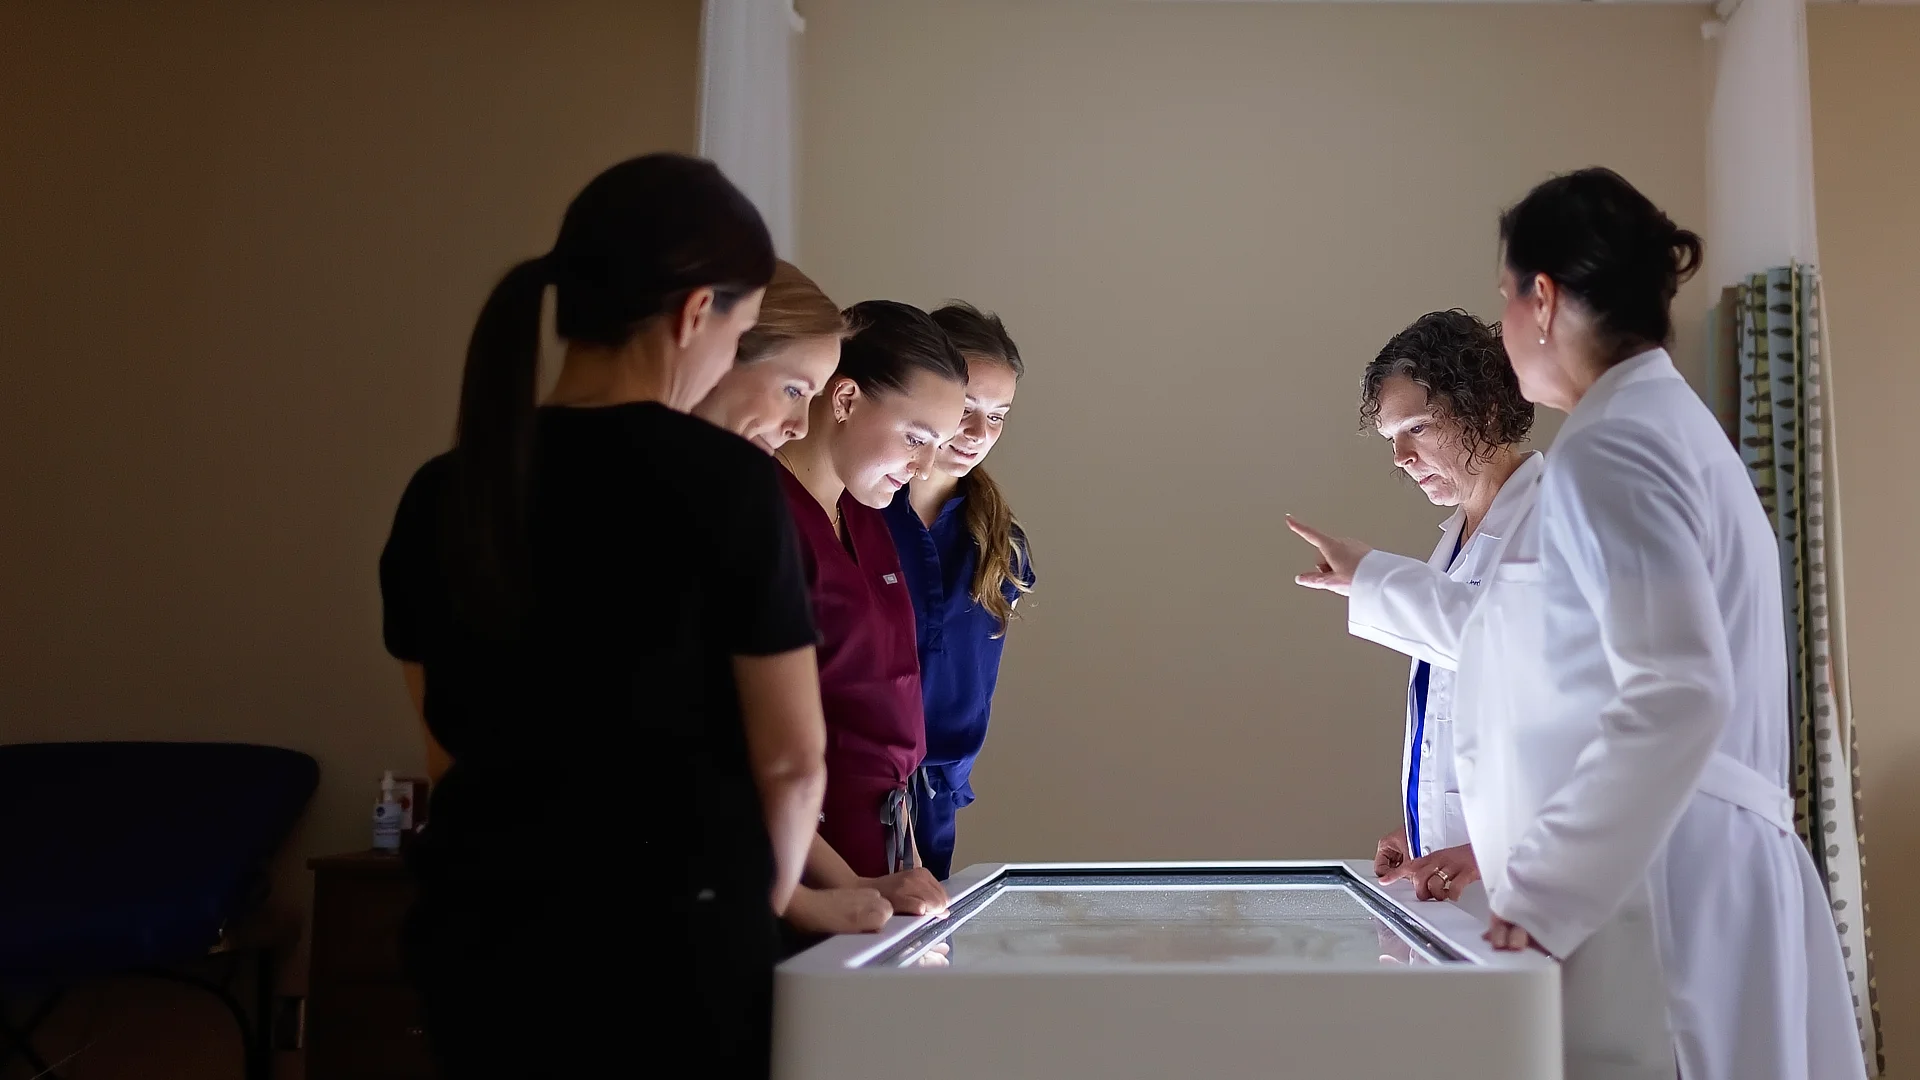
[1706,0,1821,289]
[698,0,802,257]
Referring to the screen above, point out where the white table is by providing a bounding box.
[775,860,1561,1080]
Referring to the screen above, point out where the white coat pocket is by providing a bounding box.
[1488,559,1544,584]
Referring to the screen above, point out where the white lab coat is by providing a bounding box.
[1453,350,1863,1080]
[1348,451,1545,868]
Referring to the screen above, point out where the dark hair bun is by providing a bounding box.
[1667,223,1705,283]
[1500,167,1702,351]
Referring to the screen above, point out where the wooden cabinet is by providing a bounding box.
[306,853,435,1080]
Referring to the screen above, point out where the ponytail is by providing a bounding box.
[927,300,1032,637]
[450,256,550,634]
[438,153,774,638]
[962,466,1032,637]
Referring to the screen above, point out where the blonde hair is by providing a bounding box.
[736,260,848,363]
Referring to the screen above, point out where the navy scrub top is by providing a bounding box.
[883,485,1034,879]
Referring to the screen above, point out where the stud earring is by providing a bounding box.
[1538,336,1547,345]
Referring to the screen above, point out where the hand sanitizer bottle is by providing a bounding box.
[372,770,403,852]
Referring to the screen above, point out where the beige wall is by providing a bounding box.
[1810,8,1920,1076]
[0,2,700,1075]
[799,0,1708,866]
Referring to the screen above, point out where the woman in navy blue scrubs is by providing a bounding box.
[883,303,1034,880]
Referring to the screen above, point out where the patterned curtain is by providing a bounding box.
[1712,264,1884,1075]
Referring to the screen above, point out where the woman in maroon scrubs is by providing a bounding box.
[772,300,967,917]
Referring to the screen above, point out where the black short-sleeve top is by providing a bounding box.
[379,403,816,904]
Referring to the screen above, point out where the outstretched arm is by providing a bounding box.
[1346,550,1483,670]
[1288,516,1476,669]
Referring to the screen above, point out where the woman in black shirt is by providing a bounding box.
[379,154,827,1079]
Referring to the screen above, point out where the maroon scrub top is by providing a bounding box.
[778,467,926,879]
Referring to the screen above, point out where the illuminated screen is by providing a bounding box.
[862,869,1460,970]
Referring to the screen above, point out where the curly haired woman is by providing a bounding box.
[1286,309,1540,914]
